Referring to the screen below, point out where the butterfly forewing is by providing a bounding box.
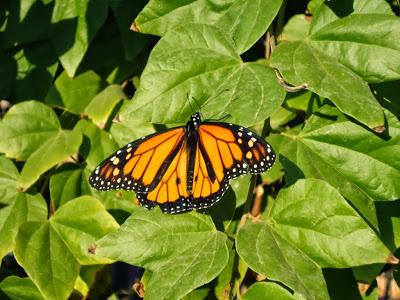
[89,127,185,192]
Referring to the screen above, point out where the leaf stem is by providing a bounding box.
[267,7,308,93]
[250,185,265,217]
[274,69,308,92]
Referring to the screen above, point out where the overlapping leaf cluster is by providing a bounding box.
[0,0,399,299]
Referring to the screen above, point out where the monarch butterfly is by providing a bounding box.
[89,113,275,213]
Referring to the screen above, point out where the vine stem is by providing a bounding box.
[267,7,308,93]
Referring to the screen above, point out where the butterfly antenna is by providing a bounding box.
[209,114,231,122]
[191,95,201,111]
[187,93,196,114]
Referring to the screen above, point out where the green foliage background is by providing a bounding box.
[0,0,400,299]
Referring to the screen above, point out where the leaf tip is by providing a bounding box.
[133,281,145,298]
[88,243,97,255]
[130,21,140,32]
[373,125,386,133]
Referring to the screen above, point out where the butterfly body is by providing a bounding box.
[89,113,275,213]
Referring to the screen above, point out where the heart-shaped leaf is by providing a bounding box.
[278,105,400,227]
[310,14,400,83]
[96,208,229,300]
[18,130,82,190]
[49,164,86,208]
[84,84,126,127]
[121,24,285,127]
[269,179,389,267]
[74,119,118,170]
[51,0,108,77]
[14,196,118,300]
[0,101,61,160]
[45,71,107,114]
[0,276,44,300]
[310,0,392,34]
[0,156,19,204]
[135,0,283,53]
[0,192,47,259]
[237,179,389,300]
[270,41,384,130]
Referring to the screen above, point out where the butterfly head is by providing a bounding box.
[187,112,202,132]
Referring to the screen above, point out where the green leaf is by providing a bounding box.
[15,221,80,300]
[353,263,384,283]
[310,14,400,83]
[18,130,82,190]
[84,85,126,127]
[45,71,107,114]
[50,196,119,264]
[307,0,324,14]
[0,156,19,204]
[76,20,138,83]
[237,179,389,300]
[270,106,296,130]
[237,221,329,300]
[12,41,58,101]
[201,62,286,126]
[83,168,138,214]
[14,197,118,300]
[109,0,150,61]
[0,192,47,260]
[279,105,400,226]
[51,0,108,77]
[269,179,389,267]
[242,282,298,300]
[50,164,136,214]
[262,134,285,183]
[230,175,251,208]
[209,188,236,232]
[74,119,119,170]
[310,0,393,35]
[49,164,86,208]
[110,117,156,146]
[121,24,285,127]
[280,14,310,42]
[183,287,210,300]
[376,200,400,251]
[373,81,400,117]
[270,41,384,131]
[0,0,53,50]
[0,276,44,300]
[135,0,283,53]
[213,240,235,299]
[96,208,229,300]
[0,101,61,160]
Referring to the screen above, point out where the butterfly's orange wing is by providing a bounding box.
[136,139,192,212]
[89,127,186,193]
[189,123,275,209]
[135,122,275,213]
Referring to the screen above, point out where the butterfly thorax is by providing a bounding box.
[186,112,201,134]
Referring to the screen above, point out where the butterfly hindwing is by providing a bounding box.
[136,138,193,213]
